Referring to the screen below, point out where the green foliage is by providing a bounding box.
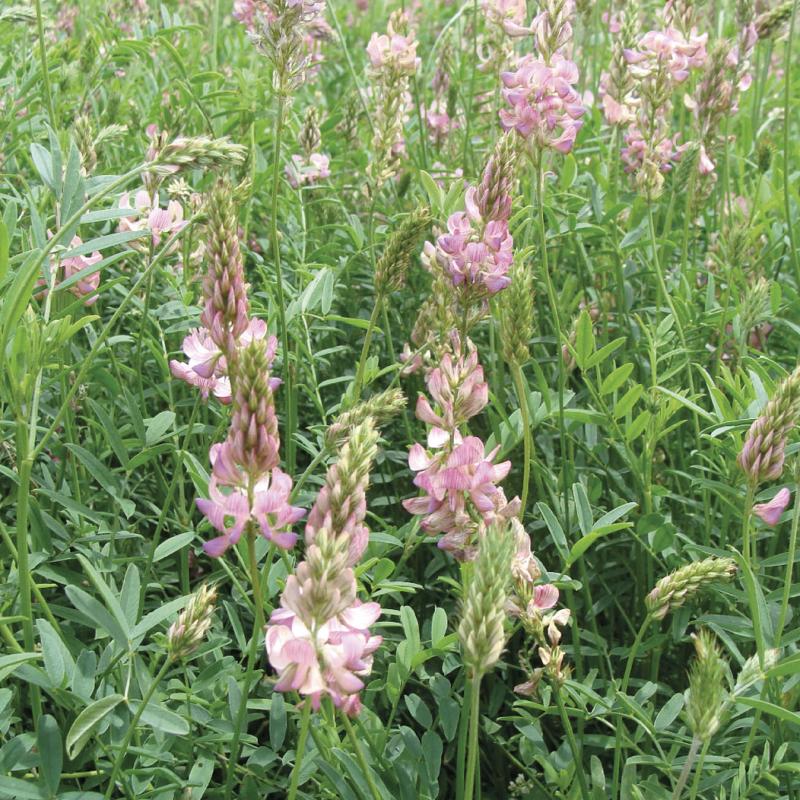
[1,0,800,798]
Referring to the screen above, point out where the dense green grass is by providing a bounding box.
[1,0,800,797]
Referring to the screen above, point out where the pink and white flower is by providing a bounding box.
[170,319,274,403]
[285,152,331,188]
[265,601,382,715]
[366,31,420,73]
[753,487,792,527]
[198,460,304,557]
[500,53,586,153]
[118,189,187,248]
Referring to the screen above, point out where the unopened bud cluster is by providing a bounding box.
[168,585,217,660]
[645,557,737,620]
[738,366,800,484]
[458,524,515,678]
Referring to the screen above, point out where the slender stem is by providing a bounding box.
[352,299,383,403]
[776,475,800,644]
[535,162,570,533]
[621,616,651,694]
[327,0,375,134]
[782,0,799,284]
[649,207,685,346]
[463,675,482,800]
[211,0,221,71]
[455,674,471,799]
[612,614,652,796]
[34,0,57,132]
[287,701,312,800]
[13,422,41,724]
[341,711,382,800]
[223,529,267,800]
[688,738,710,800]
[31,173,176,463]
[270,91,294,474]
[140,395,202,603]
[742,483,756,570]
[554,685,590,799]
[105,656,172,799]
[510,361,537,516]
[671,735,701,800]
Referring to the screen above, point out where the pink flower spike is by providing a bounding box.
[753,487,791,527]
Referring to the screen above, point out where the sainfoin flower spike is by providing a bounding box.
[686,629,726,742]
[266,419,382,715]
[458,522,515,678]
[404,338,520,558]
[197,338,303,558]
[167,584,217,660]
[366,11,419,188]
[645,557,737,620]
[738,366,800,484]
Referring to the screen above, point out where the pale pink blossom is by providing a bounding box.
[624,28,707,84]
[285,152,330,188]
[56,235,102,305]
[753,487,792,527]
[510,520,541,584]
[434,212,513,295]
[403,435,514,537]
[602,11,621,33]
[621,125,685,173]
[118,190,187,248]
[198,460,304,557]
[265,601,382,715]
[366,31,420,73]
[170,319,274,403]
[500,53,586,153]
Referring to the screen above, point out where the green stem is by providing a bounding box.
[554,685,590,799]
[327,0,375,134]
[463,675,482,800]
[776,475,800,644]
[341,710,382,800]
[649,207,685,347]
[535,162,569,534]
[742,483,756,571]
[34,0,57,132]
[105,656,172,799]
[688,738,710,800]
[211,0,220,71]
[782,0,799,284]
[270,90,294,474]
[223,529,267,800]
[510,361,535,516]
[352,299,383,403]
[287,701,312,800]
[671,735,701,800]
[455,675,471,799]
[31,171,176,463]
[14,422,41,724]
[612,614,652,796]
[140,395,202,603]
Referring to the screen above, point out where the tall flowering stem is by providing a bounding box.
[498,0,583,532]
[210,337,303,800]
[241,0,330,474]
[403,337,520,559]
[266,418,383,798]
[271,93,294,473]
[366,12,420,190]
[458,524,514,800]
[353,206,430,402]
